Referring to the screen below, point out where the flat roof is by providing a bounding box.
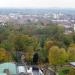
[0,62,16,74]
[0,73,7,75]
[70,62,75,66]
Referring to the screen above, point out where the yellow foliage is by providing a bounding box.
[49,46,67,66]
[68,46,75,61]
[69,43,75,48]
[45,40,54,50]
[0,48,12,62]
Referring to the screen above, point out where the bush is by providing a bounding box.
[62,69,69,74]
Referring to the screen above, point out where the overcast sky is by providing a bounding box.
[0,0,75,8]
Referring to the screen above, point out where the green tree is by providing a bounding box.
[39,48,48,63]
[68,68,75,75]
[63,35,73,47]
[14,34,39,62]
[14,35,33,51]
[0,40,14,51]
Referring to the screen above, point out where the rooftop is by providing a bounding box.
[0,62,17,75]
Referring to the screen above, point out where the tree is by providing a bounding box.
[0,40,14,51]
[24,46,34,62]
[0,40,16,61]
[47,25,64,41]
[62,35,73,47]
[0,48,12,62]
[68,68,75,75]
[14,34,38,62]
[39,35,47,48]
[59,48,68,65]
[14,35,34,51]
[39,48,48,63]
[44,40,54,50]
[68,45,75,62]
[49,46,67,72]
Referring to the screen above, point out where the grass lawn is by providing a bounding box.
[59,66,72,75]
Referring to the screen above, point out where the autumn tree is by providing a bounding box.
[59,48,68,65]
[0,48,12,62]
[68,44,75,62]
[44,40,54,50]
[49,46,68,72]
[14,34,39,62]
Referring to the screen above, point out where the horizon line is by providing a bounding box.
[0,7,75,9]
